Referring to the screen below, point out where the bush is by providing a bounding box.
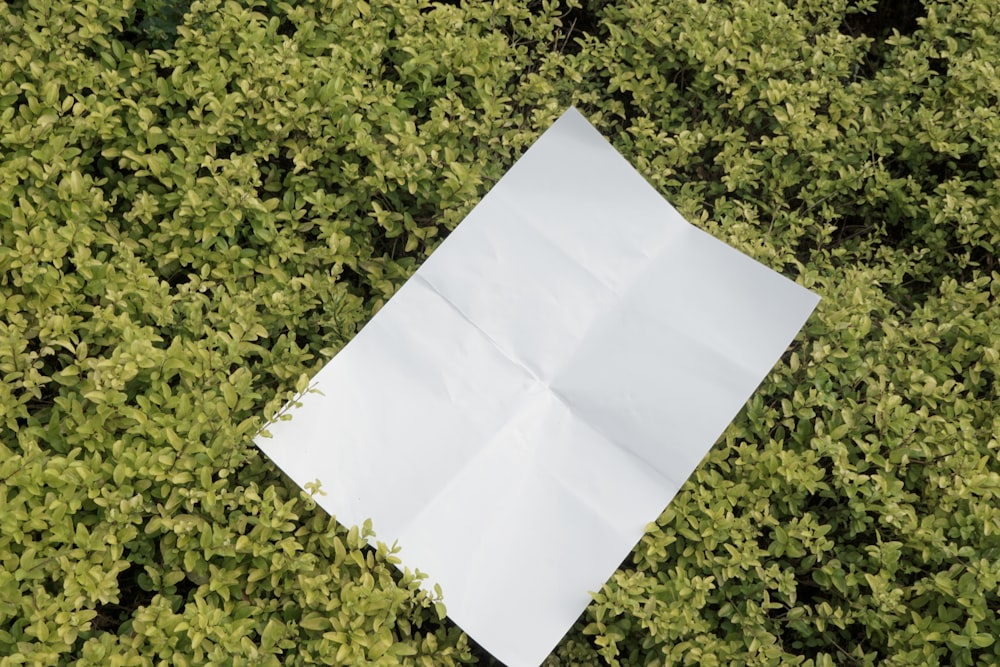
[1,0,997,665]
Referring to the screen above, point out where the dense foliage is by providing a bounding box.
[1,0,997,665]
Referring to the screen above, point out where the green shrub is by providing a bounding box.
[547,1,1000,664]
[1,0,997,665]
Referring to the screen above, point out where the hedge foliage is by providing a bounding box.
[1,0,997,665]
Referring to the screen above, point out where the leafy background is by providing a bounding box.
[1,0,997,665]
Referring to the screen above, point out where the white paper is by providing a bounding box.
[256,107,819,666]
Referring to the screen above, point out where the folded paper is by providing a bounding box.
[256,107,820,666]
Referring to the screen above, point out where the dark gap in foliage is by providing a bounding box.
[338,263,376,305]
[844,0,925,38]
[162,266,191,289]
[151,60,173,82]
[956,357,996,404]
[840,0,927,78]
[547,0,607,57]
[92,561,157,633]
[293,329,320,358]
[953,249,998,293]
[422,0,462,10]
[799,488,840,527]
[42,577,59,597]
[966,243,998,277]
[268,9,297,38]
[847,165,979,299]
[20,530,45,548]
[792,572,835,610]
[926,56,948,77]
[24,378,59,418]
[8,91,28,115]
[868,210,927,257]
[370,231,408,266]
[118,0,192,51]
[793,232,820,269]
[778,614,878,665]
[603,62,697,127]
[215,142,238,162]
[117,19,148,51]
[925,149,989,183]
[78,43,105,69]
[172,568,200,603]
[884,270,935,315]
[608,88,643,126]
[90,599,134,633]
[828,211,877,250]
[379,50,397,83]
